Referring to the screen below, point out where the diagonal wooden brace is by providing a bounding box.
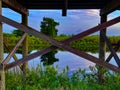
[0,15,120,45]
[2,33,27,66]
[106,46,119,62]
[101,30,120,67]
[3,37,23,70]
[5,39,120,74]
[0,15,120,73]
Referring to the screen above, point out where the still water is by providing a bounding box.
[4,51,118,73]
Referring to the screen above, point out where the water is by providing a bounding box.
[4,51,118,73]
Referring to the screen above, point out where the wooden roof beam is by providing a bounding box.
[62,0,68,16]
[100,0,120,16]
[2,0,28,15]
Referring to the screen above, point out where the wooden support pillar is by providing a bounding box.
[22,14,28,75]
[98,14,107,83]
[0,0,5,90]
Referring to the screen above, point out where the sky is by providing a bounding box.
[2,8,120,36]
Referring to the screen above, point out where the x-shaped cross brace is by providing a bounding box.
[0,15,120,73]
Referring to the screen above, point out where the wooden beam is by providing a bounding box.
[100,0,120,16]
[63,17,120,44]
[3,37,22,69]
[106,46,119,62]
[2,0,28,15]
[0,0,5,90]
[101,30,120,67]
[5,39,120,74]
[0,16,120,73]
[99,15,107,61]
[22,14,28,74]
[62,0,68,16]
[0,15,120,45]
[2,33,27,65]
[98,15,107,83]
[5,46,56,69]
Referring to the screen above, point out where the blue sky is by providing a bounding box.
[2,8,120,36]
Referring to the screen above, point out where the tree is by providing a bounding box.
[40,17,59,65]
[40,17,59,38]
[41,50,58,65]
[12,30,24,36]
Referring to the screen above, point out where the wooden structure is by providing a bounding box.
[0,0,120,89]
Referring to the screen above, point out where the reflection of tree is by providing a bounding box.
[41,50,58,65]
[40,17,59,65]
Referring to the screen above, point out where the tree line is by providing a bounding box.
[4,33,120,53]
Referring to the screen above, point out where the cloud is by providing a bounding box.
[86,9,99,16]
[68,9,99,19]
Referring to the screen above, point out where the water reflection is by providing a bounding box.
[5,51,118,73]
[41,50,59,65]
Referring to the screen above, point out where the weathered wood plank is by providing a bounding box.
[2,0,28,15]
[2,33,27,65]
[101,31,120,67]
[100,0,120,15]
[22,14,28,74]
[98,14,107,83]
[0,1,5,90]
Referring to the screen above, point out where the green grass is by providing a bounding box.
[5,65,120,90]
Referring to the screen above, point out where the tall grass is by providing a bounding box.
[5,65,120,90]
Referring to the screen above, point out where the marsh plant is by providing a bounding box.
[6,65,120,90]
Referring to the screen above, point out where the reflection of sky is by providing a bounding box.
[4,51,119,73]
[2,8,120,36]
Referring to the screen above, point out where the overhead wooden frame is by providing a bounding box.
[2,0,28,15]
[0,15,120,73]
[100,0,120,16]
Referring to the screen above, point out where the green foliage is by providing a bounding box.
[5,65,120,90]
[12,30,24,36]
[41,50,59,65]
[40,17,59,38]
[3,33,120,53]
[40,17,59,65]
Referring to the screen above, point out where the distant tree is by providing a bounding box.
[12,30,24,36]
[40,17,59,38]
[40,17,59,65]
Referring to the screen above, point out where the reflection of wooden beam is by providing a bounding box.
[62,0,68,16]
[100,0,120,15]
[1,15,120,73]
[2,33,27,65]
[2,0,28,15]
[101,31,120,67]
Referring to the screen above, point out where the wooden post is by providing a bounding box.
[98,14,107,83]
[22,14,28,75]
[0,0,5,90]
